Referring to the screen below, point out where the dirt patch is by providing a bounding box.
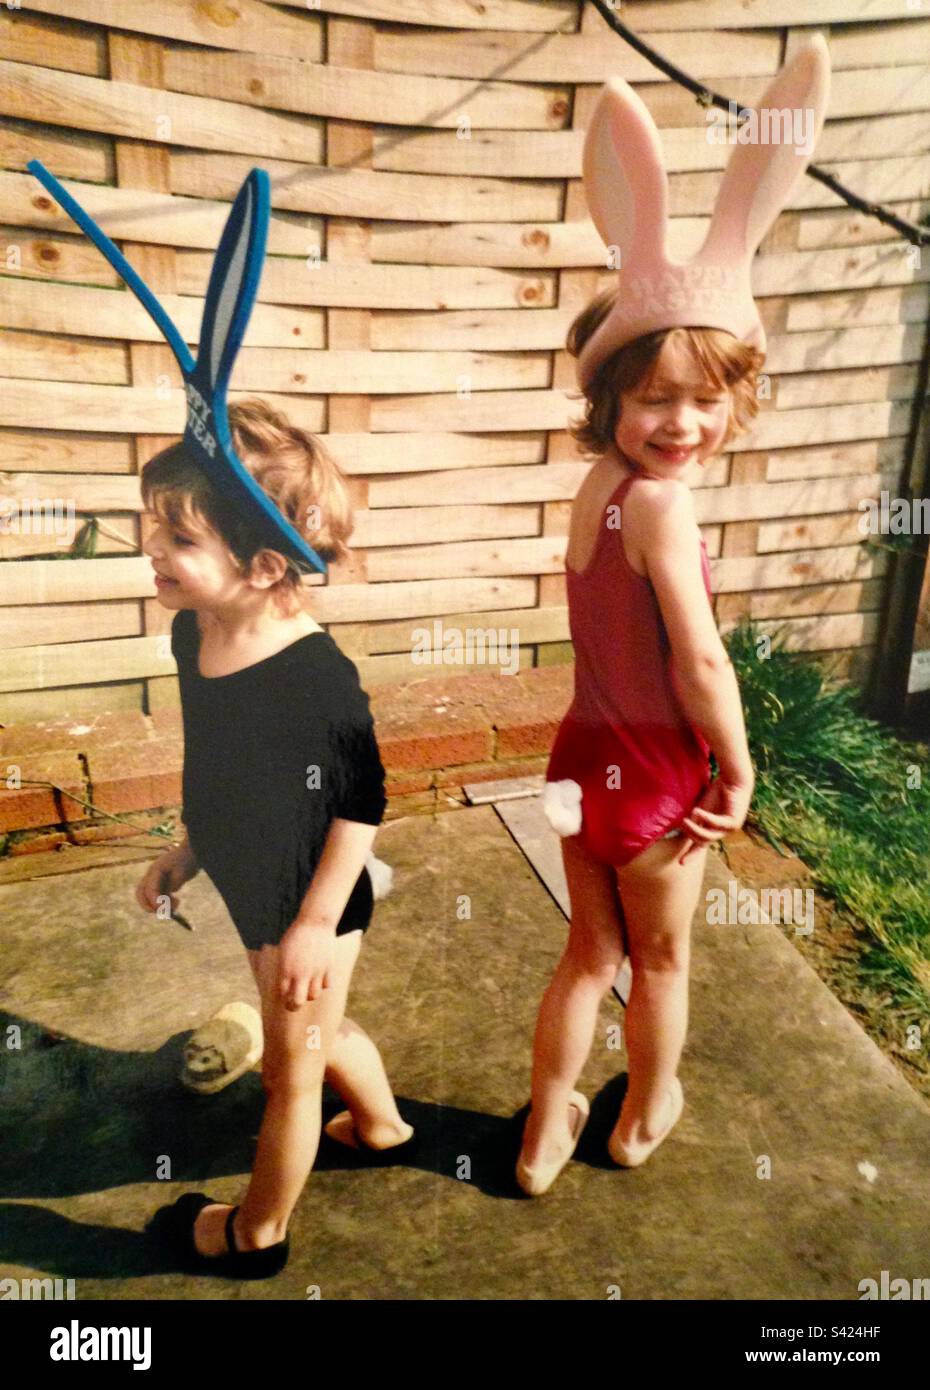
[720,825,930,1107]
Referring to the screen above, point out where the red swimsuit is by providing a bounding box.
[546,472,714,867]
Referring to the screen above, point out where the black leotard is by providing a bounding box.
[171,607,387,949]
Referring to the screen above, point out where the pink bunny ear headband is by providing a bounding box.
[577,35,832,392]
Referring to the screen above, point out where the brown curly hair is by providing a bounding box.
[140,398,354,614]
[566,286,766,461]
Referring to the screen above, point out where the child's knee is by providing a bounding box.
[261,1021,333,1093]
[564,937,623,991]
[262,1047,327,1097]
[629,936,689,975]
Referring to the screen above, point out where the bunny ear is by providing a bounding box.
[701,36,831,262]
[26,160,194,376]
[193,168,269,399]
[583,75,669,268]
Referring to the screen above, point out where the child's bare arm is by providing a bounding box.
[276,817,378,1008]
[290,817,378,932]
[630,479,754,788]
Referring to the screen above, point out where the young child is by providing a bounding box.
[136,397,415,1276]
[517,311,759,1195]
[23,157,419,1278]
[515,37,830,1195]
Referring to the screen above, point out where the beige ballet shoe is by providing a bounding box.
[516,1090,589,1197]
[180,1001,263,1095]
[608,1077,684,1167]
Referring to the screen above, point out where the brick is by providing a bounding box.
[87,738,183,816]
[433,756,548,789]
[148,709,183,738]
[0,711,150,757]
[0,751,87,832]
[4,829,70,856]
[384,768,433,797]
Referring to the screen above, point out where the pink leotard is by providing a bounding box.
[546,472,714,867]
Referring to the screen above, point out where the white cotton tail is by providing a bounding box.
[365,851,394,899]
[542,779,583,837]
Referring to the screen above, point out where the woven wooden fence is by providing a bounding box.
[0,0,928,722]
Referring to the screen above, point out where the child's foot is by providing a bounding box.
[192,1203,236,1257]
[516,1090,590,1197]
[192,1203,281,1255]
[324,1110,414,1152]
[608,1077,684,1167]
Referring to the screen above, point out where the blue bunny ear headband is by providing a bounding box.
[27,160,328,576]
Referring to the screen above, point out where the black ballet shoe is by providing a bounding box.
[147,1192,289,1280]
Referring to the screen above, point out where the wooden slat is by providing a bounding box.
[717,577,885,620]
[712,544,889,595]
[27,0,325,60]
[0,7,104,74]
[0,276,326,349]
[0,430,133,472]
[612,1,924,29]
[372,112,930,179]
[718,611,881,650]
[793,199,928,251]
[0,599,139,648]
[273,0,576,32]
[759,513,884,552]
[0,380,919,449]
[0,60,325,161]
[0,328,125,384]
[276,0,921,27]
[0,335,552,395]
[0,527,136,562]
[376,19,930,80]
[637,65,930,123]
[374,26,779,83]
[0,120,109,184]
[162,46,569,130]
[169,151,564,222]
[2,171,318,253]
[0,681,145,722]
[1,473,139,511]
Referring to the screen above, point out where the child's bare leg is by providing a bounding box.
[194,931,362,1255]
[323,1017,412,1148]
[246,949,409,1149]
[613,838,708,1143]
[520,834,625,1167]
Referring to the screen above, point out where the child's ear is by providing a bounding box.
[248,548,291,588]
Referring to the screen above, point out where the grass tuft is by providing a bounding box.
[725,618,930,1009]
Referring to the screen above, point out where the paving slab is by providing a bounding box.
[1,803,928,1300]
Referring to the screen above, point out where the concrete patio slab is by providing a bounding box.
[1,803,928,1300]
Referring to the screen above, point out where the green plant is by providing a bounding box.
[725,617,930,1006]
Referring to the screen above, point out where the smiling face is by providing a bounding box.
[613,333,732,478]
[143,505,252,612]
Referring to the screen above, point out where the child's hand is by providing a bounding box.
[277,922,335,1011]
[135,845,198,918]
[677,777,754,863]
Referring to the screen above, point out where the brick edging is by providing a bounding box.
[0,663,574,855]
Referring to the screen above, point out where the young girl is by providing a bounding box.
[514,28,830,1195]
[136,398,414,1278]
[515,295,760,1195]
